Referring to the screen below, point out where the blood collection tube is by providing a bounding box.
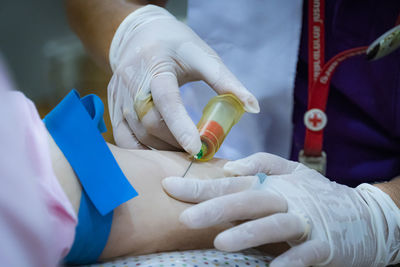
[195,94,245,161]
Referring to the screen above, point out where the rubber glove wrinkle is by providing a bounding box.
[264,170,392,266]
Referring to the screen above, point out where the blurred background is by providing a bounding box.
[0,0,187,143]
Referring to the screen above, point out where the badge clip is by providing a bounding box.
[298,150,327,175]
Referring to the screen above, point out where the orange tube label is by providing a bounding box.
[198,120,225,151]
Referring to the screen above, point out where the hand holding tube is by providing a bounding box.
[108,5,259,154]
[162,153,400,266]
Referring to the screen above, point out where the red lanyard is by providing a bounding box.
[303,0,367,161]
[302,1,400,173]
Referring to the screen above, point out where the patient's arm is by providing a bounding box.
[47,131,232,260]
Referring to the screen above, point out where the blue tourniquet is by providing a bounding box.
[256,173,267,184]
[43,90,138,264]
[64,190,113,264]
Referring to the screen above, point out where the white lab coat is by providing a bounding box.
[181,0,303,160]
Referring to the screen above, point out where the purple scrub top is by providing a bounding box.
[291,0,400,187]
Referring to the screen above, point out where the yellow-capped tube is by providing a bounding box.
[195,94,245,161]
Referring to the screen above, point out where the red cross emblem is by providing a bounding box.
[304,108,327,131]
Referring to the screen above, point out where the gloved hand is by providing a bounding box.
[108,5,259,154]
[162,153,400,267]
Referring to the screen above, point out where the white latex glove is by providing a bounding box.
[162,153,400,267]
[108,5,260,154]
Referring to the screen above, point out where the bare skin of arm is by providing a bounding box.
[48,128,400,261]
[374,177,400,208]
[64,0,166,71]
[47,131,233,260]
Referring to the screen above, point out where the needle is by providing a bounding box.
[182,158,194,177]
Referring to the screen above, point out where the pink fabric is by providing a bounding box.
[0,58,77,266]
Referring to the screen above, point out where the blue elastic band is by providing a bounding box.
[256,173,267,184]
[44,90,138,263]
[43,90,138,216]
[64,190,113,264]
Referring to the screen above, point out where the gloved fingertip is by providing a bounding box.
[185,135,202,157]
[161,176,184,195]
[242,94,260,114]
[214,232,236,252]
[179,209,203,229]
[223,161,246,176]
[173,125,202,156]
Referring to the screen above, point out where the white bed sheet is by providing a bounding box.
[81,249,272,267]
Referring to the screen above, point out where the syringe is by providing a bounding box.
[183,94,245,176]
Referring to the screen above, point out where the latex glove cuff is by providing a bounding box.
[356,183,400,266]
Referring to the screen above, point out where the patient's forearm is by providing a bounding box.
[102,145,231,258]
[47,132,231,260]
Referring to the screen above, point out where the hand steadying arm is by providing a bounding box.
[162,153,400,266]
